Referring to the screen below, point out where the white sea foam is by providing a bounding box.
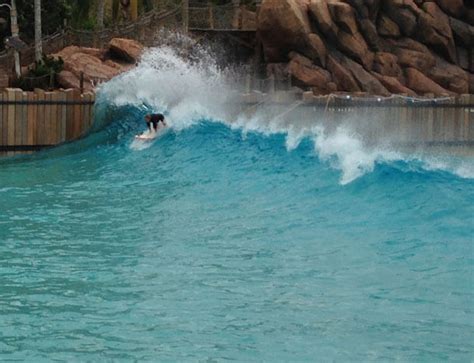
[98,36,474,184]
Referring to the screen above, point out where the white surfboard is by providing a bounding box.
[134,126,168,141]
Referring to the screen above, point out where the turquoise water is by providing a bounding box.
[1,114,473,361]
[1,45,473,360]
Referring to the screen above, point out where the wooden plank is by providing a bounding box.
[65,89,75,140]
[467,95,474,142]
[43,92,53,145]
[2,91,7,146]
[0,92,3,146]
[49,92,58,144]
[7,89,16,146]
[27,92,37,145]
[58,91,67,143]
[72,89,81,139]
[21,92,29,146]
[14,90,22,146]
[80,93,86,135]
[35,89,45,145]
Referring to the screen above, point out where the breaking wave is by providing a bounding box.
[94,37,474,185]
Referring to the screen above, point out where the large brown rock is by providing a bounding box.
[456,47,469,71]
[377,14,400,38]
[327,53,361,92]
[373,52,402,80]
[258,0,312,62]
[405,67,452,95]
[327,1,358,35]
[340,55,390,95]
[308,0,338,40]
[62,52,121,82]
[53,46,105,61]
[449,17,474,49]
[57,70,93,92]
[383,0,420,37]
[435,0,464,18]
[417,2,456,63]
[372,72,416,96]
[307,33,327,67]
[337,31,374,70]
[358,18,380,50]
[109,38,143,63]
[387,38,436,71]
[288,52,332,89]
[345,0,381,20]
[427,56,469,94]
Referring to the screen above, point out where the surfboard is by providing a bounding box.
[134,127,168,141]
[135,133,157,141]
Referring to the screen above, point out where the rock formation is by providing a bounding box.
[53,38,143,92]
[258,0,473,96]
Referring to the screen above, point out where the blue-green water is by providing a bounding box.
[1,46,473,360]
[1,116,473,360]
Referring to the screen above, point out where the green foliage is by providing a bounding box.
[29,55,64,77]
[11,55,63,90]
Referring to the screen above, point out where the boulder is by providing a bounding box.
[57,70,93,92]
[470,73,474,94]
[62,52,122,82]
[307,33,327,67]
[427,56,469,94]
[327,53,361,92]
[377,14,400,38]
[417,2,456,63]
[455,47,469,71]
[109,38,143,63]
[435,0,464,18]
[387,38,436,71]
[258,0,312,62]
[340,55,390,95]
[372,72,416,96]
[383,0,419,37]
[404,67,452,95]
[373,52,402,80]
[327,1,358,35]
[358,18,380,50]
[288,53,332,89]
[312,82,337,95]
[308,0,338,40]
[53,46,105,61]
[337,31,374,69]
[104,59,135,73]
[449,17,474,49]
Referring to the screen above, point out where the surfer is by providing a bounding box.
[145,113,166,132]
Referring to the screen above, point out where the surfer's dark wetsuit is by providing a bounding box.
[145,113,166,132]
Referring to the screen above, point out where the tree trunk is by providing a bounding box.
[34,0,42,63]
[10,0,21,77]
[97,0,106,29]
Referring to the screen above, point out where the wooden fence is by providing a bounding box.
[0,88,95,151]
